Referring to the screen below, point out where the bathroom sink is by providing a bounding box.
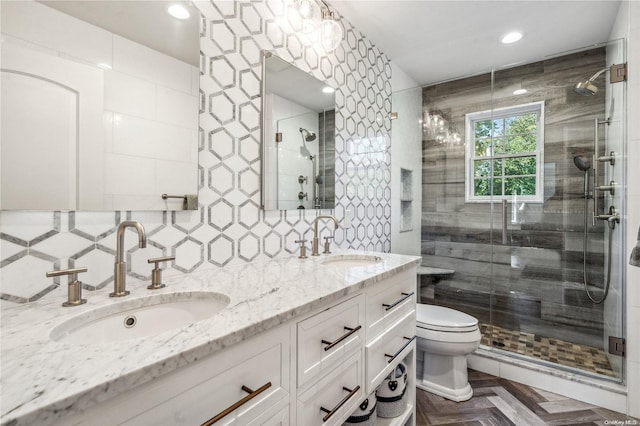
[50,291,230,344]
[321,254,383,268]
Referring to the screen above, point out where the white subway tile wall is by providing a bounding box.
[0,0,392,304]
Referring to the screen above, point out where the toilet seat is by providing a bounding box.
[416,304,478,332]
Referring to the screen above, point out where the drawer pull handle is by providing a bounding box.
[321,325,362,351]
[382,292,415,311]
[320,385,361,422]
[201,382,272,426]
[384,336,416,363]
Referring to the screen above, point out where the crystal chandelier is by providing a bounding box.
[423,112,462,146]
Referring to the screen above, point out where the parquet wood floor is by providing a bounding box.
[416,370,638,425]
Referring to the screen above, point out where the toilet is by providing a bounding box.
[415,304,481,402]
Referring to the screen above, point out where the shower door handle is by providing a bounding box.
[502,199,508,245]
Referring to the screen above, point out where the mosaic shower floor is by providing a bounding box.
[479,323,616,377]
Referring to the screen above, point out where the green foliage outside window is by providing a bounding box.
[472,113,538,197]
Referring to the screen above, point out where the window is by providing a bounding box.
[465,101,544,202]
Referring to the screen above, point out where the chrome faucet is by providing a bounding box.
[311,215,339,256]
[111,221,147,297]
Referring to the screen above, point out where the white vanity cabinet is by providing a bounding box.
[49,264,417,426]
[293,268,417,426]
[296,350,364,425]
[296,295,364,387]
[363,268,417,426]
[295,295,365,425]
[365,268,415,341]
[55,323,291,426]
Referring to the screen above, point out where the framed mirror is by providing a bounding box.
[261,51,336,211]
[0,0,200,211]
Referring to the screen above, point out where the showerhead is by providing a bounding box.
[299,128,316,142]
[573,155,591,172]
[573,67,608,96]
[573,81,598,96]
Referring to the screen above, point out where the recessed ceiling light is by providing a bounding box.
[513,89,527,95]
[501,31,523,44]
[168,4,190,20]
[322,86,335,94]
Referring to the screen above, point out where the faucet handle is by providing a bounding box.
[147,256,175,290]
[46,267,88,307]
[323,236,334,254]
[294,239,308,259]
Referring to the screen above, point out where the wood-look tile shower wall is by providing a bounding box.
[420,48,608,349]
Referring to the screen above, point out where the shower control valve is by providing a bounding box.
[596,180,617,195]
[597,151,617,166]
[595,206,620,228]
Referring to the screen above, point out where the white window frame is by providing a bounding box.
[464,101,545,203]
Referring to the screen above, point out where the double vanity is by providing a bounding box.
[1,251,420,426]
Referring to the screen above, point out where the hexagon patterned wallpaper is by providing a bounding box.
[0,0,392,305]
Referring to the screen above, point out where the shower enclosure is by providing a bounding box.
[418,39,626,381]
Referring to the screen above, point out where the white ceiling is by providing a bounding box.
[330,0,622,86]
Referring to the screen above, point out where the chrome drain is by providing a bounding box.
[123,315,137,328]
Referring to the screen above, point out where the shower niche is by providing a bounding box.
[400,168,413,232]
[261,52,336,210]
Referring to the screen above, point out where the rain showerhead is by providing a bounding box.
[573,67,608,96]
[573,155,591,172]
[299,128,316,142]
[574,81,598,96]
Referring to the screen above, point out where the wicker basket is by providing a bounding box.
[375,362,408,418]
[344,391,377,426]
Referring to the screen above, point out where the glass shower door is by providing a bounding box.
[275,111,319,210]
[488,39,626,381]
[420,73,495,337]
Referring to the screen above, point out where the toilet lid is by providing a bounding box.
[416,304,478,331]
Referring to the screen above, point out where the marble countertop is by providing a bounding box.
[0,250,421,425]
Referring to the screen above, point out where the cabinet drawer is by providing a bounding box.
[296,350,364,426]
[68,325,290,426]
[123,337,288,426]
[297,295,364,387]
[365,268,415,342]
[365,310,416,393]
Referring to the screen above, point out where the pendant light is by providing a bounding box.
[318,0,342,52]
